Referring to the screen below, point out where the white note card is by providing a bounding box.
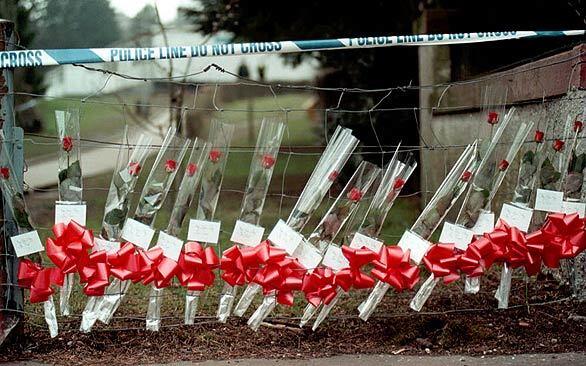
[55,202,87,226]
[439,222,474,250]
[561,201,586,218]
[93,238,120,253]
[349,232,383,253]
[471,211,495,235]
[322,244,350,271]
[230,220,265,247]
[499,203,533,232]
[121,218,155,250]
[398,230,430,264]
[267,219,303,255]
[534,189,564,213]
[156,231,184,261]
[187,219,221,244]
[294,240,322,270]
[11,230,44,257]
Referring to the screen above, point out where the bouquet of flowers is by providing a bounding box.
[184,120,234,324]
[359,141,478,320]
[55,109,83,202]
[232,125,359,320]
[217,118,284,323]
[512,126,549,206]
[146,138,210,331]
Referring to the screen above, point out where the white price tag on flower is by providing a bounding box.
[11,230,44,257]
[439,222,474,250]
[322,244,350,271]
[534,189,564,213]
[398,230,430,264]
[55,202,87,226]
[187,219,221,244]
[230,220,265,247]
[93,238,120,253]
[121,218,155,250]
[349,232,383,253]
[268,219,303,255]
[156,231,184,261]
[561,201,586,218]
[499,203,533,232]
[293,240,322,271]
[471,211,495,235]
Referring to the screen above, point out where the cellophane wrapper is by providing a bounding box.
[310,151,417,329]
[359,142,477,320]
[185,120,234,324]
[0,138,57,336]
[94,128,189,327]
[55,109,82,202]
[147,138,209,331]
[218,118,284,323]
[234,126,358,318]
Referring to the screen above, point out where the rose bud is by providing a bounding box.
[460,170,472,182]
[128,162,141,176]
[209,149,222,163]
[261,154,276,169]
[165,159,177,173]
[574,120,583,133]
[534,130,544,143]
[498,159,509,171]
[0,167,9,179]
[186,163,198,177]
[553,139,564,152]
[393,178,406,190]
[346,187,363,202]
[487,112,499,125]
[327,170,339,181]
[62,136,73,152]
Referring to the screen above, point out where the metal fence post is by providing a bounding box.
[0,18,25,344]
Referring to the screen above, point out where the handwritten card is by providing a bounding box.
[121,218,155,250]
[11,230,44,257]
[93,238,120,253]
[267,219,303,255]
[439,222,474,250]
[187,219,221,244]
[55,202,87,226]
[322,244,350,271]
[471,211,495,235]
[230,220,265,247]
[561,201,586,218]
[398,230,430,264]
[349,232,383,253]
[534,189,564,213]
[294,240,322,271]
[499,203,533,232]
[156,231,183,261]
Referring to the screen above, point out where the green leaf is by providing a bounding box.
[104,207,128,226]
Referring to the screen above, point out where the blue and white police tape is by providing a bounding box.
[1,30,584,69]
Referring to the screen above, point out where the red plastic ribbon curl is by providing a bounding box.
[77,250,110,296]
[18,259,64,303]
[422,243,462,284]
[46,220,94,274]
[251,248,305,306]
[141,247,179,289]
[177,241,219,291]
[220,240,284,286]
[334,246,377,291]
[301,267,338,306]
[108,242,155,283]
[370,246,420,291]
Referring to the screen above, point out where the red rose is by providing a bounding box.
[62,136,73,152]
[261,154,276,169]
[128,162,141,176]
[186,163,198,177]
[0,167,9,180]
[347,187,363,202]
[574,120,583,133]
[487,112,499,125]
[209,149,222,163]
[460,170,472,182]
[498,159,509,171]
[553,139,564,152]
[534,130,544,143]
[393,178,406,190]
[165,159,177,173]
[327,170,339,181]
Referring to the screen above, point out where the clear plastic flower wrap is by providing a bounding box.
[512,125,549,206]
[0,137,58,337]
[217,118,284,323]
[184,120,234,324]
[91,128,189,329]
[359,141,478,321]
[146,138,209,331]
[55,109,83,202]
[233,125,359,318]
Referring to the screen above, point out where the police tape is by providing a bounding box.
[1,30,584,69]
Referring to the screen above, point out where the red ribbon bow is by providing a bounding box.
[422,243,462,284]
[46,221,94,274]
[370,246,420,291]
[220,241,286,286]
[18,259,64,303]
[334,246,377,291]
[77,250,110,296]
[108,242,154,283]
[459,235,499,277]
[252,254,305,306]
[141,247,179,289]
[301,267,338,306]
[177,241,219,291]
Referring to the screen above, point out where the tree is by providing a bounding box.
[129,5,158,46]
